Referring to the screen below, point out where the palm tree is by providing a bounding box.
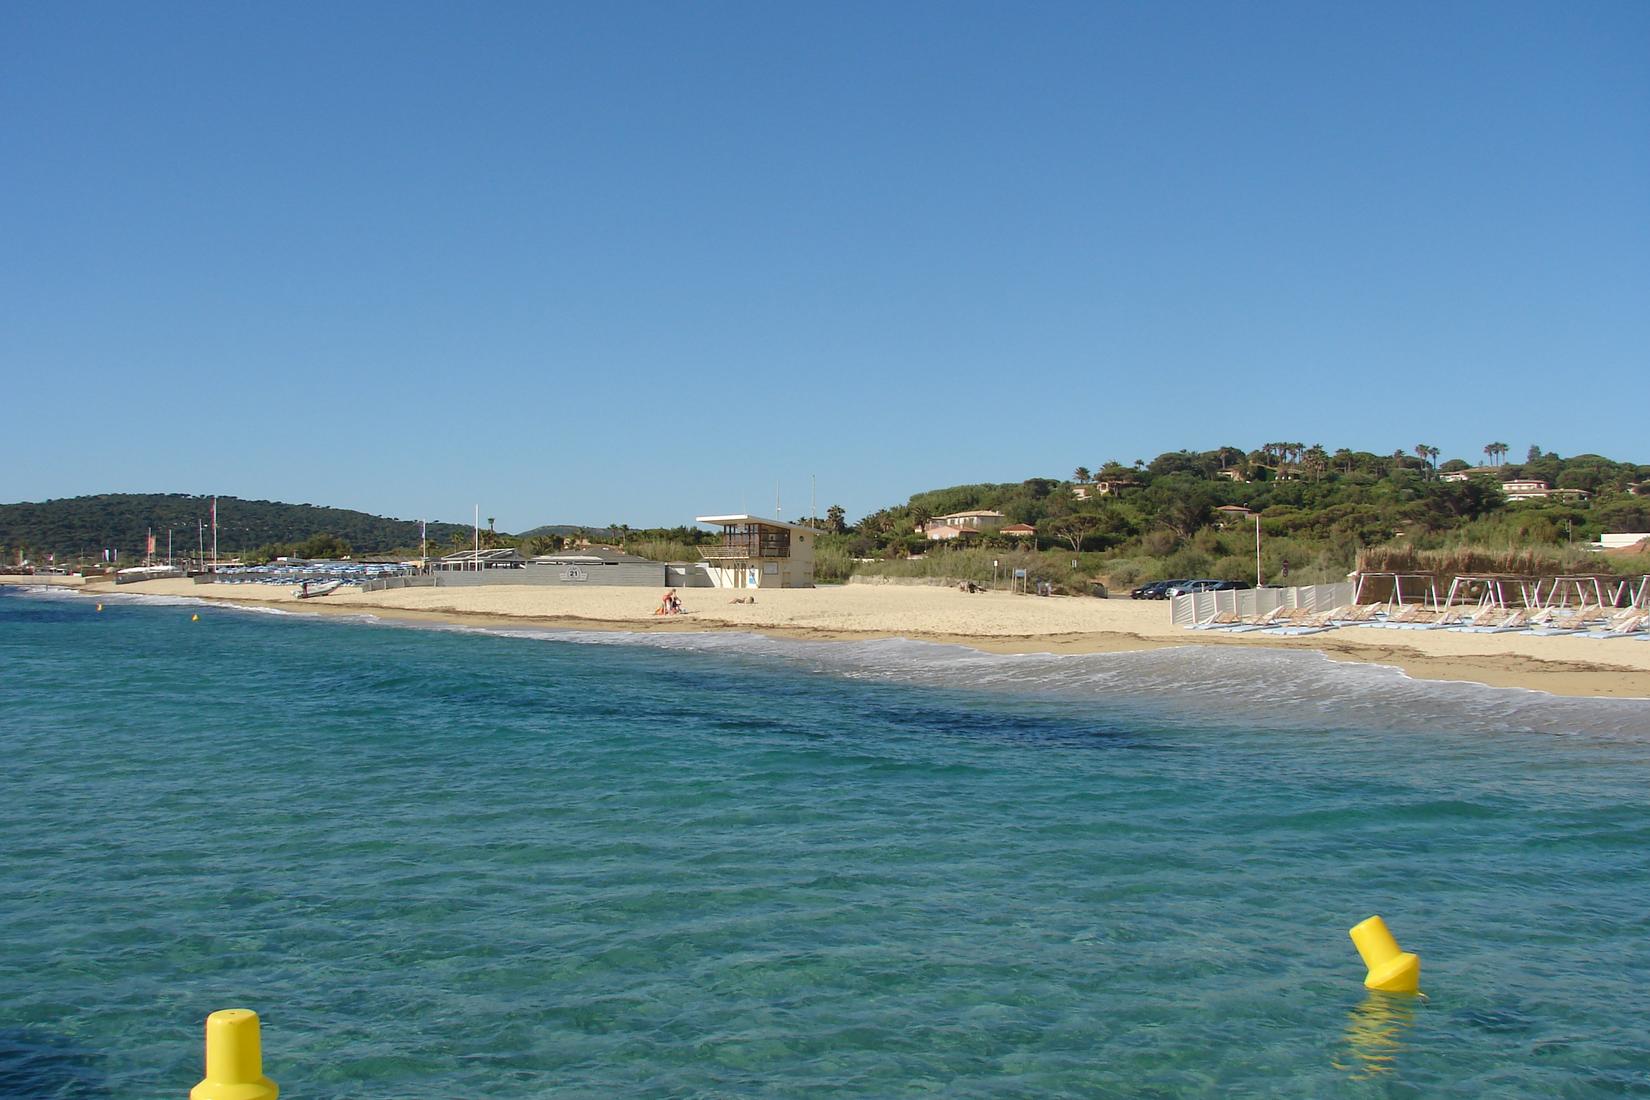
[1073,466,1091,484]
[1486,441,1509,466]
[1302,444,1330,482]
[1414,443,1440,477]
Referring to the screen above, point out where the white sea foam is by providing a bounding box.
[9,586,311,617]
[405,622,1650,742]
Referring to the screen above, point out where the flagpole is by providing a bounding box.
[211,496,219,570]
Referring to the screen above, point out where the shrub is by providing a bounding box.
[625,539,702,563]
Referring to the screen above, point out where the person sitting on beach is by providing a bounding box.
[656,591,673,616]
[667,590,682,614]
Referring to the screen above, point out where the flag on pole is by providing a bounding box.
[147,531,156,556]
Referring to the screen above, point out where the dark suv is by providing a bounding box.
[1131,579,1189,600]
[1164,579,1253,598]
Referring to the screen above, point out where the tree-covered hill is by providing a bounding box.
[832,443,1650,590]
[516,523,619,541]
[0,494,474,561]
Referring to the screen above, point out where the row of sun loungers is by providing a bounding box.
[1188,603,1650,639]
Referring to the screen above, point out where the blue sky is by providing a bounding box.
[4,2,1646,530]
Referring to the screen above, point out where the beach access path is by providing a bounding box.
[82,578,1650,700]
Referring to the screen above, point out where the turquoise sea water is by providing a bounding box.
[2,587,1648,1098]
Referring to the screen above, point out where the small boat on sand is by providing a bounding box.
[295,580,343,599]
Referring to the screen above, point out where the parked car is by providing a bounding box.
[1131,579,1190,600]
[1164,579,1253,598]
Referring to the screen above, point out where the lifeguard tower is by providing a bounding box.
[695,515,818,589]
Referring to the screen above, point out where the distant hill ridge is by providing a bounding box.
[516,523,619,540]
[0,493,474,558]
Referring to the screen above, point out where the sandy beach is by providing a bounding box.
[66,577,1650,700]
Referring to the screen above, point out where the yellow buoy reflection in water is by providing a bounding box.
[1336,991,1418,1080]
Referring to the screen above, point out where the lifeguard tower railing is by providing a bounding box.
[700,525,791,560]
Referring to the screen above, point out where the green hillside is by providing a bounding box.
[0,494,473,561]
[832,444,1650,590]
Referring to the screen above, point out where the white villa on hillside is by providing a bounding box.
[1499,479,1591,502]
[922,523,978,542]
[1072,480,1136,500]
[933,509,1006,529]
[695,515,818,588]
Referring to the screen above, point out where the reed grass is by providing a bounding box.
[623,539,704,563]
[1354,543,1626,576]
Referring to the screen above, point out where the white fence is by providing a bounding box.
[1170,582,1355,628]
[357,575,437,593]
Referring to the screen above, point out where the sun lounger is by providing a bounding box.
[1526,607,1599,635]
[1483,609,1531,633]
[1386,606,1448,629]
[1190,610,1243,630]
[1221,606,1290,633]
[1261,610,1339,636]
[1387,605,1427,624]
[1449,607,1525,633]
[1582,612,1648,639]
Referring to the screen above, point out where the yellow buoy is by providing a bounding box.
[96,603,103,612]
[192,613,200,622]
[1349,915,1420,994]
[190,1008,278,1100]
